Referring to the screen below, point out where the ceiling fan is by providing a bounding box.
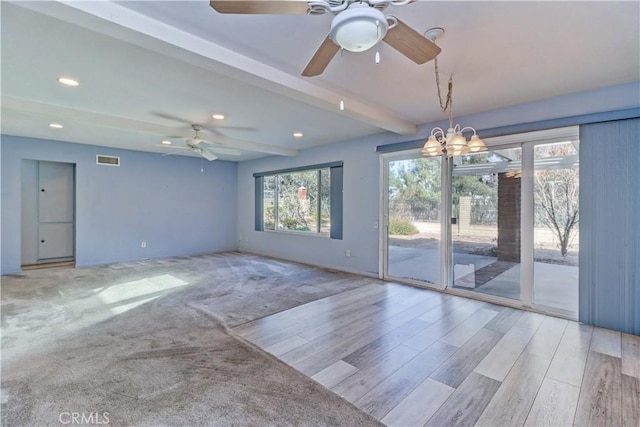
[158,125,242,161]
[209,0,442,76]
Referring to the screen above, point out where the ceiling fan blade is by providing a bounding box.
[198,147,219,161]
[302,37,340,77]
[203,124,256,134]
[199,145,242,156]
[383,19,441,64]
[161,150,186,157]
[152,112,193,126]
[156,144,189,150]
[209,0,309,14]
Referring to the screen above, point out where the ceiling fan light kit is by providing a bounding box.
[329,4,387,52]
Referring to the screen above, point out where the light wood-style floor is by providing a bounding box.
[233,282,640,427]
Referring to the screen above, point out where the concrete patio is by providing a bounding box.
[388,245,578,318]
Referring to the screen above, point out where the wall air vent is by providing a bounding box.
[96,155,120,166]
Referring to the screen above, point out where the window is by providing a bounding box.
[254,162,343,239]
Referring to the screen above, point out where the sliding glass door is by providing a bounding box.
[532,141,579,316]
[451,149,523,303]
[382,131,579,319]
[384,155,443,286]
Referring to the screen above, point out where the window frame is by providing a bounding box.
[254,161,343,239]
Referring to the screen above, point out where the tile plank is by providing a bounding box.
[545,323,592,387]
[523,315,567,358]
[622,374,640,427]
[513,311,546,332]
[484,307,525,334]
[546,353,587,388]
[381,378,454,427]
[395,287,439,307]
[355,341,458,419]
[291,321,398,376]
[332,344,419,402]
[385,293,449,327]
[279,303,402,368]
[403,304,481,352]
[417,296,476,323]
[234,283,381,337]
[591,326,622,357]
[621,332,640,378]
[474,325,538,382]
[311,360,358,389]
[248,293,385,346]
[574,351,623,427]
[297,302,385,341]
[439,308,499,347]
[426,372,502,427]
[342,318,430,369]
[264,335,308,357]
[555,322,593,360]
[430,327,503,388]
[524,377,581,427]
[239,283,397,341]
[476,352,551,427]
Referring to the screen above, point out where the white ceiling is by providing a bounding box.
[2,1,638,162]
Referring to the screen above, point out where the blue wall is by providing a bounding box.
[1,135,238,274]
[237,82,640,276]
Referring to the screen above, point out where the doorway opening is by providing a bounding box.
[21,160,76,269]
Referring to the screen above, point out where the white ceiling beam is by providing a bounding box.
[11,0,416,135]
[2,97,299,157]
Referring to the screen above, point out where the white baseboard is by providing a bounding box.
[237,249,380,279]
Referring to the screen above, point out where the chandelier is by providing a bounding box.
[422,57,486,157]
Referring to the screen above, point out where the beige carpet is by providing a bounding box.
[1,252,383,426]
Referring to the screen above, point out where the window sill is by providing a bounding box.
[263,229,330,239]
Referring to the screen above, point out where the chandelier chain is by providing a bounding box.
[423,31,487,158]
[434,56,454,128]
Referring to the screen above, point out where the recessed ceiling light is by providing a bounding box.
[57,77,79,87]
[293,132,304,138]
[49,123,63,129]
[161,140,172,145]
[212,114,225,120]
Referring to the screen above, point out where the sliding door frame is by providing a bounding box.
[380,131,579,320]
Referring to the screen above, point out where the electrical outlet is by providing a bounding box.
[141,241,146,248]
[345,249,351,257]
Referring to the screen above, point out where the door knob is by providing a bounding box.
[41,189,45,192]
[41,240,45,243]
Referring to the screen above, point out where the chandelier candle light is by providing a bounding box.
[422,54,486,157]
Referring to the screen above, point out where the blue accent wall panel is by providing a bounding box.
[330,166,343,240]
[579,118,640,334]
[254,176,263,231]
[1,135,238,274]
